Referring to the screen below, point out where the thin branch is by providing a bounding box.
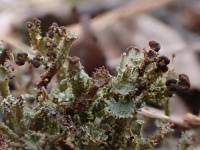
[68,0,176,36]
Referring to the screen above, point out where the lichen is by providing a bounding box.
[0,19,190,149]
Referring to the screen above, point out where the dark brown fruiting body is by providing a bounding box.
[16,52,28,66]
[45,40,52,48]
[52,22,58,27]
[48,31,54,39]
[146,49,157,60]
[49,26,55,31]
[58,31,64,37]
[178,74,190,91]
[60,26,67,34]
[67,56,80,64]
[31,60,40,68]
[52,42,57,47]
[35,20,41,27]
[55,27,59,33]
[46,51,57,59]
[16,60,25,66]
[33,18,38,23]
[126,46,140,53]
[26,22,33,28]
[149,40,161,52]
[166,78,178,91]
[166,79,177,86]
[155,56,170,73]
[31,55,42,68]
[166,74,190,92]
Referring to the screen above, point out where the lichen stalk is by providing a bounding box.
[15,107,26,132]
[36,32,77,92]
[0,122,20,142]
[165,98,170,116]
[0,80,10,98]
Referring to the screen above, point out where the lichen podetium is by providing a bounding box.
[0,18,190,150]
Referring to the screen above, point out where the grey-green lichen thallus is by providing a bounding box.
[0,18,190,150]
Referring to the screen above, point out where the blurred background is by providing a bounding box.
[1,0,200,149]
